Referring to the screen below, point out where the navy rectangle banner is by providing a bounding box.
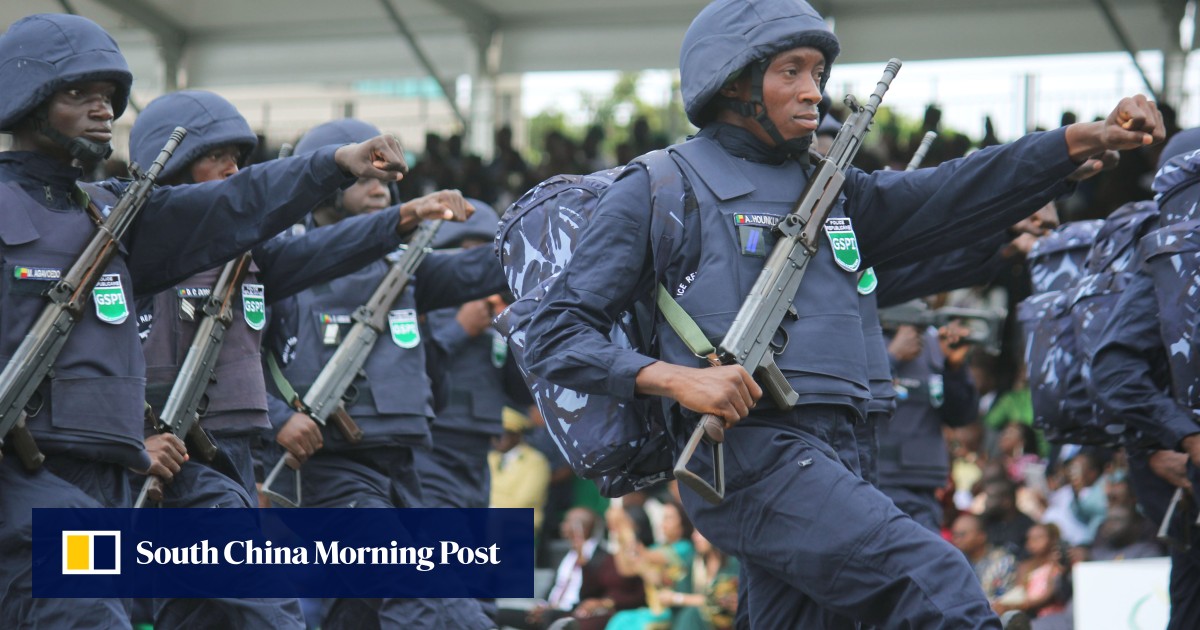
[34,508,534,598]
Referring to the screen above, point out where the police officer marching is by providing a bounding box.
[259,118,508,629]
[523,1,1163,627]
[126,89,451,629]
[0,13,407,629]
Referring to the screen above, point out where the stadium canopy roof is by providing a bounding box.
[1,0,1190,87]
[2,0,1193,151]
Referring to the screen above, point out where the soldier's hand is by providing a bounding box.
[405,189,474,222]
[1065,95,1164,161]
[677,365,761,426]
[456,298,494,337]
[143,433,187,481]
[1150,448,1193,491]
[888,324,923,362]
[938,320,972,369]
[334,134,408,181]
[277,412,324,466]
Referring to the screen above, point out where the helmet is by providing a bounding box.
[0,14,132,160]
[294,118,381,155]
[129,90,257,180]
[431,199,500,249]
[680,0,839,142]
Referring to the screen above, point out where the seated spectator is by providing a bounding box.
[489,407,551,533]
[951,513,1018,601]
[661,529,740,630]
[606,501,695,630]
[994,523,1067,619]
[1088,506,1164,561]
[496,507,605,629]
[1067,451,1108,544]
[983,478,1037,559]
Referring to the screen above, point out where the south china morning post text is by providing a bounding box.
[32,508,535,599]
[134,538,500,571]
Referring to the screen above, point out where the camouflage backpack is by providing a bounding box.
[1066,202,1160,446]
[1017,220,1102,441]
[1141,218,1200,415]
[493,150,693,497]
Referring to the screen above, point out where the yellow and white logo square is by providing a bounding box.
[62,530,121,575]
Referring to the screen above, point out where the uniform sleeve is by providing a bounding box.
[846,129,1077,269]
[413,245,509,313]
[523,166,659,399]
[428,307,475,356]
[875,232,1010,308]
[1089,270,1200,449]
[253,206,404,303]
[122,145,351,295]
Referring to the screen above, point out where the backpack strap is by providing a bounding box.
[656,284,717,361]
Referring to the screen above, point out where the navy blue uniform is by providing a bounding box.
[1090,133,1200,630]
[0,144,353,629]
[263,243,505,629]
[877,327,977,532]
[1090,269,1200,630]
[856,232,1009,488]
[525,119,1076,628]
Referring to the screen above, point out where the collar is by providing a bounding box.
[0,151,83,191]
[697,122,812,166]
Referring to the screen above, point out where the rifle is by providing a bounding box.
[906,131,937,171]
[673,60,902,505]
[0,128,187,470]
[136,143,292,507]
[261,219,444,507]
[876,300,1005,356]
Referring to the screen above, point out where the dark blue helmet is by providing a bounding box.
[0,14,132,131]
[129,90,257,181]
[295,118,381,155]
[432,199,500,249]
[680,0,839,129]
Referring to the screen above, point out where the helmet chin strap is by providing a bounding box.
[720,60,813,158]
[34,114,113,164]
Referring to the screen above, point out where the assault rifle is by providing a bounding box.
[262,219,444,507]
[673,60,902,505]
[876,300,1005,356]
[135,144,294,507]
[0,128,187,471]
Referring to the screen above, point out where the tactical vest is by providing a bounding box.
[0,182,148,469]
[275,256,433,448]
[661,138,870,412]
[142,262,270,434]
[427,307,507,437]
[860,290,897,416]
[877,328,950,489]
[1141,219,1200,415]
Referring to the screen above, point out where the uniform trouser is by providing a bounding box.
[858,410,888,487]
[413,427,493,509]
[1128,453,1200,630]
[299,446,495,630]
[0,454,132,629]
[677,405,999,629]
[880,485,943,534]
[130,433,306,630]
